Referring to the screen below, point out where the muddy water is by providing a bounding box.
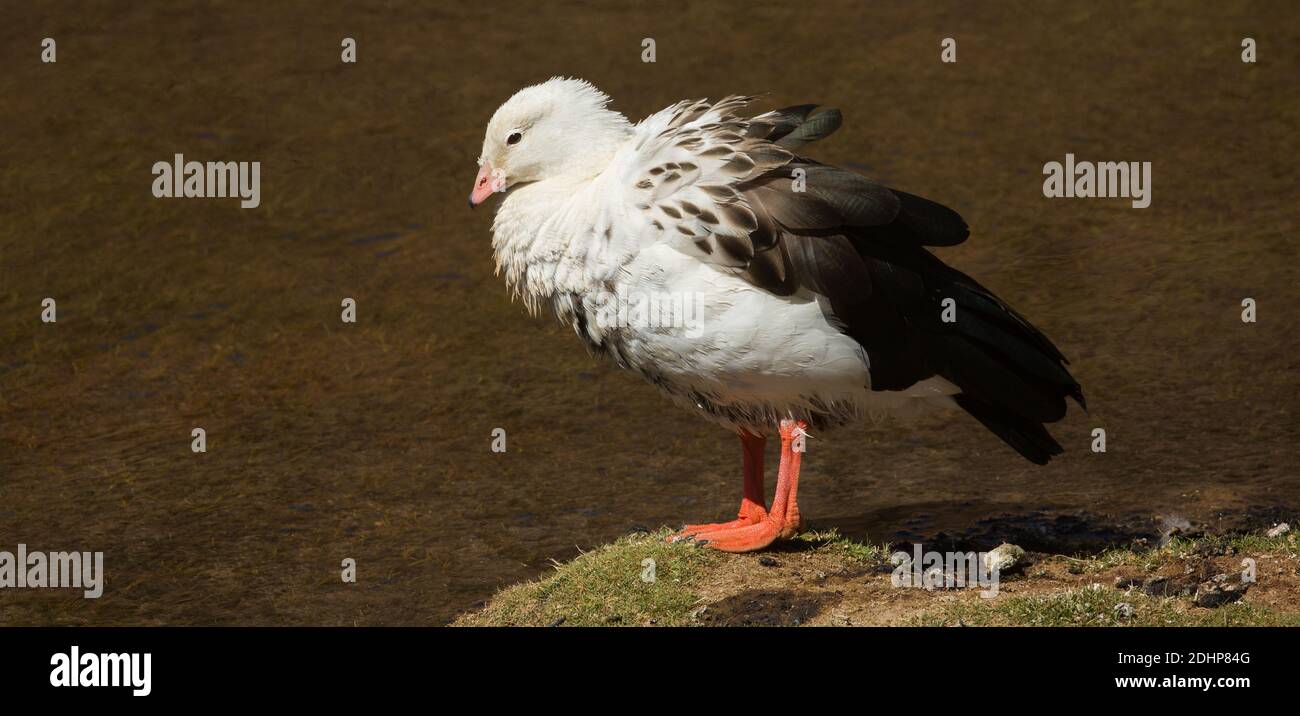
[1,3,1296,625]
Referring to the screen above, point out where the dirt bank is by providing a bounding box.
[455,525,1300,626]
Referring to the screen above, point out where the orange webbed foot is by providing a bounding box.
[666,421,807,553]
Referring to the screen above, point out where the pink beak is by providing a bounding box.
[469,161,499,208]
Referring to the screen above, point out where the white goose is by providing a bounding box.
[470,78,1084,552]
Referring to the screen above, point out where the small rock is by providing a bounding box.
[1159,515,1193,546]
[1114,575,1144,590]
[1143,576,1197,598]
[1191,542,1224,557]
[982,543,1027,575]
[689,606,708,621]
[1113,602,1136,619]
[1266,522,1291,538]
[1195,580,1248,608]
[758,556,780,568]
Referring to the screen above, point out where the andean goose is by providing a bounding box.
[469,78,1085,552]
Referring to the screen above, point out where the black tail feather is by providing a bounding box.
[843,231,1084,462]
[954,394,1064,465]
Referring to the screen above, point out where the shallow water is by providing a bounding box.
[1,2,1296,625]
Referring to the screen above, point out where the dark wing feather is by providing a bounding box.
[750,104,817,142]
[719,111,1082,463]
[889,190,970,246]
[776,109,843,149]
[628,97,1081,462]
[752,105,844,149]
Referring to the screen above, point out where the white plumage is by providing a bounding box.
[470,77,1082,551]
[477,77,956,435]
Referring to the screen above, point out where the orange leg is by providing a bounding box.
[670,420,807,552]
[672,432,767,536]
[777,421,805,538]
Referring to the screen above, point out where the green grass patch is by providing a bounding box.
[794,529,892,564]
[454,529,718,626]
[1068,531,1298,574]
[911,584,1300,627]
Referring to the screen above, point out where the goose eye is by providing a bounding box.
[507,132,523,145]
